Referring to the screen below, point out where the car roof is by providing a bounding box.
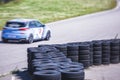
[7,19,38,23]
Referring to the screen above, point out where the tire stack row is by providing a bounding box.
[92,41,102,65]
[27,39,120,80]
[110,39,120,64]
[27,46,60,74]
[27,46,85,80]
[59,39,120,68]
[78,44,91,68]
[67,44,79,62]
[102,40,111,65]
[54,44,68,56]
[66,42,91,68]
[60,39,120,68]
[87,42,94,66]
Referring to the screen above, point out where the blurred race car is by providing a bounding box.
[1,19,51,43]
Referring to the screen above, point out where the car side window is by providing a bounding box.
[29,21,36,28]
[35,21,43,27]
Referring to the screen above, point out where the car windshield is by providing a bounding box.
[5,22,26,28]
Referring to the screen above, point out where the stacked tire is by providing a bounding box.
[54,44,68,56]
[32,52,62,80]
[88,42,94,66]
[78,44,91,68]
[110,39,120,64]
[27,46,60,74]
[33,70,61,80]
[92,41,102,65]
[118,39,120,62]
[61,62,84,80]
[67,44,79,62]
[27,45,85,80]
[27,47,44,74]
[102,40,111,65]
[27,39,120,80]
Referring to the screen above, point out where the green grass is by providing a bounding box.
[0,0,116,29]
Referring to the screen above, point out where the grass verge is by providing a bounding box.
[0,0,116,30]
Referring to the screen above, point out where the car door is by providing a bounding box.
[34,21,44,39]
[29,21,38,39]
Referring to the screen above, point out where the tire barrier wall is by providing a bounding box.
[27,39,120,80]
[27,45,85,80]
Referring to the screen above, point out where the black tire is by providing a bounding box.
[27,47,52,54]
[67,56,79,62]
[110,40,119,46]
[79,45,90,50]
[67,42,80,46]
[102,51,110,53]
[57,62,70,69]
[79,55,90,60]
[54,44,67,51]
[68,62,84,70]
[28,35,33,44]
[110,51,119,55]
[92,41,102,47]
[44,31,51,40]
[102,58,110,65]
[110,56,119,64]
[93,59,102,65]
[36,65,59,71]
[32,63,58,73]
[79,60,90,68]
[79,50,90,55]
[67,45,79,51]
[102,41,111,46]
[90,52,93,66]
[67,51,78,56]
[61,69,84,80]
[33,54,51,59]
[93,51,102,55]
[33,70,61,80]
[93,47,102,51]
[27,47,41,54]
[102,46,110,50]
[52,57,68,62]
[50,52,66,58]
[111,46,119,50]
[93,55,102,59]
[32,59,52,63]
[54,44,67,56]
[102,54,110,58]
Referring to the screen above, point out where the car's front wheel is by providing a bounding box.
[27,35,33,44]
[44,31,51,40]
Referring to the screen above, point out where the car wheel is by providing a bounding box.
[28,35,33,44]
[45,31,51,40]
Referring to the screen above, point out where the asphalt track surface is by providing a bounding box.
[0,0,120,80]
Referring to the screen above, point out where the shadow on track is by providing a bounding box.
[13,70,32,80]
[0,41,27,44]
[0,41,3,43]
[0,40,44,44]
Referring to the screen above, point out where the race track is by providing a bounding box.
[0,0,120,79]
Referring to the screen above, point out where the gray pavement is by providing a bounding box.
[1,63,120,80]
[0,0,120,80]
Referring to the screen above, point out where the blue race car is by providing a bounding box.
[1,19,51,43]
